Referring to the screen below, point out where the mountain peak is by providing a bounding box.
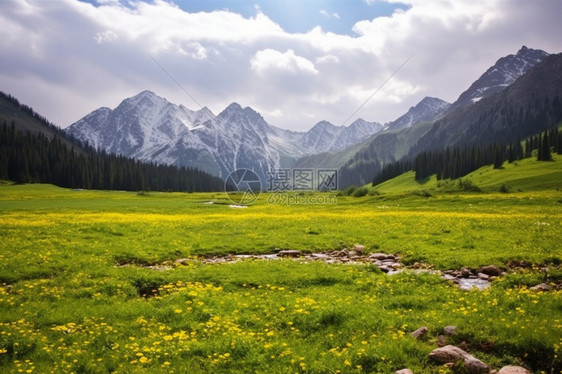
[137,90,157,97]
[224,102,243,113]
[311,120,338,130]
[451,46,548,109]
[384,96,450,131]
[120,90,167,110]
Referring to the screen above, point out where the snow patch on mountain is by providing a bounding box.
[451,46,549,109]
[384,97,450,131]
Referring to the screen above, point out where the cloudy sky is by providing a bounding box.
[1,0,561,131]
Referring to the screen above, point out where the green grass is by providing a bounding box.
[0,184,560,373]
[372,171,439,194]
[373,155,562,194]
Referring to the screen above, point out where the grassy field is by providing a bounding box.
[372,155,562,194]
[0,180,561,373]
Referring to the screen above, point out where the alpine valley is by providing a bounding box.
[66,46,559,186]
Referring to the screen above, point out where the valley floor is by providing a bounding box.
[0,184,560,373]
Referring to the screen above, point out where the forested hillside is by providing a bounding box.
[0,93,226,192]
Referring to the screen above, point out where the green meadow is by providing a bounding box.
[0,159,561,373]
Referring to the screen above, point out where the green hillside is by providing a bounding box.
[293,138,369,169]
[373,155,562,193]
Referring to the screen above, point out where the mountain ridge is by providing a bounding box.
[66,91,384,180]
[449,46,549,110]
[336,46,552,187]
[66,46,553,187]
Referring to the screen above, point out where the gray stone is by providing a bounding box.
[354,245,365,254]
[437,335,447,347]
[395,370,414,374]
[497,365,530,374]
[478,273,490,280]
[429,345,489,374]
[410,326,428,339]
[464,356,489,373]
[460,268,473,278]
[429,345,466,363]
[530,283,551,291]
[443,326,457,336]
[479,265,502,276]
[369,253,392,260]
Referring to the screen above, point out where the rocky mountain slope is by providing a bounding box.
[337,46,552,187]
[67,92,383,180]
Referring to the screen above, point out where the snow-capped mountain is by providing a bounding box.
[451,46,549,109]
[337,46,553,188]
[67,90,214,157]
[66,91,382,181]
[384,97,450,131]
[296,119,383,154]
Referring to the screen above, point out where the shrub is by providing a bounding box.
[352,187,369,197]
[458,178,481,192]
[368,189,380,196]
[499,183,511,193]
[412,190,432,198]
[342,185,357,196]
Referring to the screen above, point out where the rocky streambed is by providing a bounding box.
[176,246,504,291]
[118,246,558,292]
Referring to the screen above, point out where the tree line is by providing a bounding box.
[372,127,562,186]
[0,120,226,192]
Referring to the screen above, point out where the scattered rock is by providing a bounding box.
[429,345,466,363]
[464,356,490,373]
[478,273,490,280]
[429,345,488,374]
[443,326,457,336]
[410,326,428,339]
[395,369,414,374]
[161,252,508,292]
[277,250,301,257]
[354,245,365,254]
[369,253,393,260]
[460,267,474,278]
[479,265,502,277]
[530,283,551,291]
[507,260,531,269]
[497,365,530,374]
[437,335,447,347]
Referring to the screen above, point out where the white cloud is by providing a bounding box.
[316,55,340,64]
[94,30,118,44]
[319,10,340,19]
[251,49,318,75]
[0,0,560,131]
